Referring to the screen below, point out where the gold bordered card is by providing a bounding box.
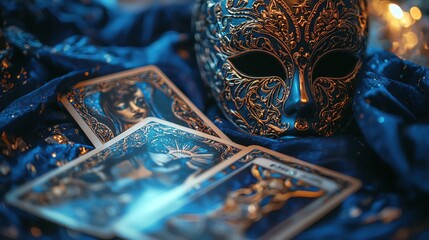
[116,145,361,240]
[6,118,242,238]
[62,66,229,147]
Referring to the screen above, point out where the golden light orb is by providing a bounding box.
[389,3,404,19]
[410,6,422,20]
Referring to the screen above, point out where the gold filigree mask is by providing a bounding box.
[194,0,368,137]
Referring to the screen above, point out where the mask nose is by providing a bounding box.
[283,69,314,115]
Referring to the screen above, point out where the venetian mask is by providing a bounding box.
[194,0,368,137]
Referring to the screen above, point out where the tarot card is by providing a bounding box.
[6,118,242,238]
[116,145,361,240]
[62,66,229,147]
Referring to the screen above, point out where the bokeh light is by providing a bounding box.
[368,0,429,67]
[410,6,422,20]
[389,3,404,19]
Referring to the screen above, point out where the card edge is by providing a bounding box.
[60,96,103,148]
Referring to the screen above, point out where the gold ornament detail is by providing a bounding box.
[294,118,309,131]
[214,164,324,231]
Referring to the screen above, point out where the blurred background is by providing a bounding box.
[367,0,429,67]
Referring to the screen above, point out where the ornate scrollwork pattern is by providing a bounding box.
[195,0,367,136]
[163,162,325,236]
[67,89,115,143]
[213,164,325,231]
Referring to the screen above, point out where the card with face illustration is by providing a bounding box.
[6,118,242,238]
[116,145,361,240]
[62,66,229,147]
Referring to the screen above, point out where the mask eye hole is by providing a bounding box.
[313,51,359,79]
[228,50,286,79]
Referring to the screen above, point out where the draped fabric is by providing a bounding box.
[1,1,428,239]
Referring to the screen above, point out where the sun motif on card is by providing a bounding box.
[149,138,215,170]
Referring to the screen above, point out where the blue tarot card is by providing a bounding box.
[6,118,242,238]
[116,146,361,240]
[62,66,230,147]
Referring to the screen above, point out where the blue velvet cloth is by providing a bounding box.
[1,0,429,239]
